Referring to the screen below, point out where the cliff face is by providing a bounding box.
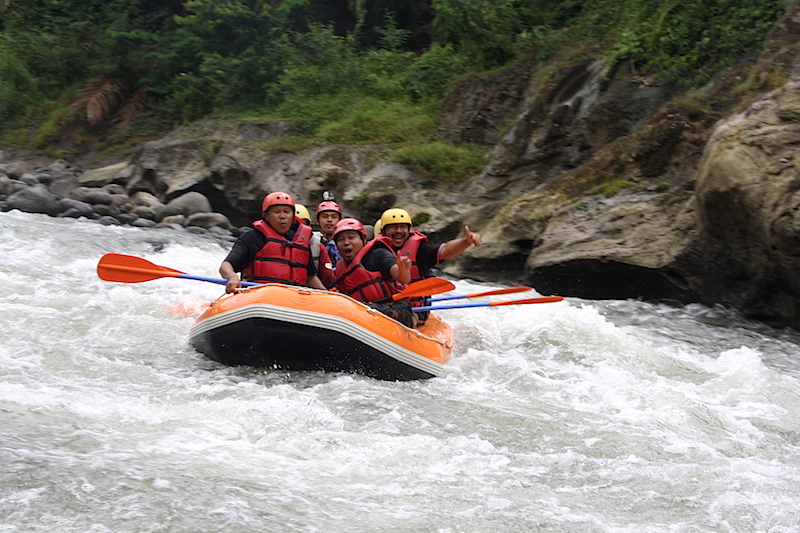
[48,1,800,329]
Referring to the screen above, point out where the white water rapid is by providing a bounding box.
[2,210,800,532]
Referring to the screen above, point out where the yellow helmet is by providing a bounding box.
[295,204,311,224]
[373,218,383,236]
[380,208,412,228]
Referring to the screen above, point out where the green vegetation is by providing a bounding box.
[597,179,637,198]
[0,0,788,166]
[392,142,490,184]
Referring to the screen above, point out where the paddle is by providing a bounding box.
[392,277,456,301]
[429,286,532,302]
[413,295,564,312]
[97,253,261,287]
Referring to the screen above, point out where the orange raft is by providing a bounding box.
[188,284,453,381]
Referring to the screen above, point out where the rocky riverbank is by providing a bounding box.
[4,2,800,331]
[0,155,240,247]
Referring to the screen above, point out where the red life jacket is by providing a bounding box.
[395,231,429,283]
[242,219,312,285]
[335,236,403,303]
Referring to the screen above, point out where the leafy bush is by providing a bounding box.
[579,0,786,85]
[317,98,436,144]
[0,35,39,121]
[391,141,489,184]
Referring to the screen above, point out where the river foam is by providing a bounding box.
[2,211,799,532]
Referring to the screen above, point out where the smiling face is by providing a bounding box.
[382,223,410,249]
[334,230,365,263]
[317,211,341,239]
[265,205,295,235]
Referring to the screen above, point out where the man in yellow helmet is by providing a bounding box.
[379,208,482,284]
[294,204,312,226]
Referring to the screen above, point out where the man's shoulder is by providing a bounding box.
[237,228,266,245]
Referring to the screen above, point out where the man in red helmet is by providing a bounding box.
[219,192,326,293]
[315,199,343,267]
[332,218,416,327]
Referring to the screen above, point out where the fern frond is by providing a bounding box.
[71,78,126,125]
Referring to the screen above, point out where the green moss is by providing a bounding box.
[412,212,430,225]
[598,179,636,197]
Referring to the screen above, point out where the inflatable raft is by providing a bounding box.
[188,284,453,381]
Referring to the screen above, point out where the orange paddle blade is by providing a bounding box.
[97,253,185,283]
[489,296,564,306]
[430,286,532,302]
[392,277,456,301]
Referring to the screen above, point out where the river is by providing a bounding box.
[1,210,799,532]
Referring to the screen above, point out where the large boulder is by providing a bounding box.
[79,161,133,187]
[691,80,800,326]
[5,185,61,216]
[157,191,212,219]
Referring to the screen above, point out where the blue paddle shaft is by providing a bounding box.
[413,301,495,312]
[429,294,468,302]
[176,273,260,287]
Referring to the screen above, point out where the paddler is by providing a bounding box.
[378,208,482,281]
[220,192,326,293]
[332,218,416,328]
[315,192,343,267]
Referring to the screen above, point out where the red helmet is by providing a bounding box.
[315,200,342,219]
[262,192,294,213]
[332,218,366,242]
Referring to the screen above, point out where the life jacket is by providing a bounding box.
[242,219,312,285]
[394,231,429,283]
[309,232,322,270]
[334,236,403,303]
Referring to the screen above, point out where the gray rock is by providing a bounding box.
[92,204,116,217]
[58,198,94,218]
[58,208,85,219]
[114,213,139,225]
[48,160,69,173]
[49,175,81,199]
[132,218,157,228]
[157,191,212,219]
[103,184,127,195]
[132,205,157,220]
[82,190,114,205]
[153,222,184,231]
[19,173,39,186]
[79,162,131,187]
[97,215,121,225]
[5,185,61,215]
[0,175,18,195]
[2,160,35,179]
[34,173,55,186]
[208,225,233,237]
[185,211,232,229]
[130,191,163,209]
[109,193,132,209]
[161,214,186,226]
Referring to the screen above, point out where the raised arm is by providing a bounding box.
[438,225,482,261]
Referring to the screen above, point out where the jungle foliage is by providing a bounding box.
[0,0,788,179]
